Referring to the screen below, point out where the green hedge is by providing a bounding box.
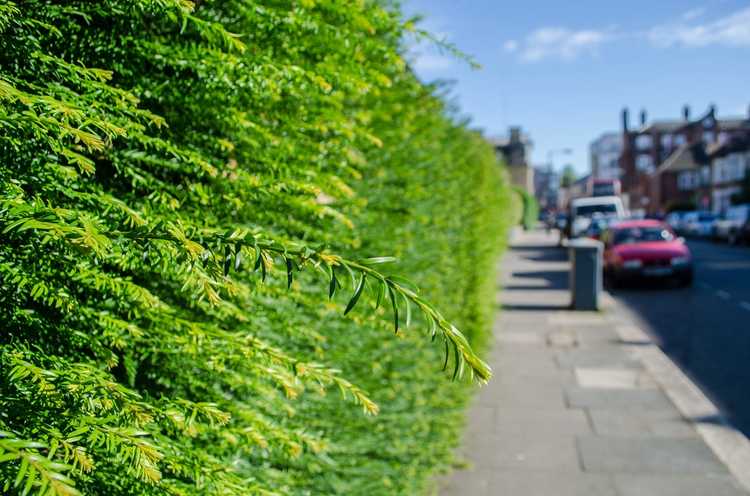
[0,2,512,495]
[513,187,539,230]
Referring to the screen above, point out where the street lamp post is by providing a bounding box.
[546,148,572,210]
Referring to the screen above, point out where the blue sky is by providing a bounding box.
[402,0,750,175]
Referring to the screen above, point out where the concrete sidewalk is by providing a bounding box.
[441,229,750,496]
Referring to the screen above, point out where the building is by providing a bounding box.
[492,126,534,194]
[708,134,750,213]
[619,105,750,215]
[533,165,559,210]
[590,132,622,181]
[557,174,591,211]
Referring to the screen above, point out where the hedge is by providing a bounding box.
[513,187,539,231]
[0,2,512,495]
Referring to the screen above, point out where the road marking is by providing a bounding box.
[740,301,750,312]
[716,290,731,300]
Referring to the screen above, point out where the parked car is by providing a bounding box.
[665,211,689,233]
[566,196,625,238]
[583,216,615,240]
[713,204,750,244]
[736,218,750,245]
[682,211,717,237]
[602,219,693,287]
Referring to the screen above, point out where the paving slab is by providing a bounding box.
[476,381,566,409]
[578,436,728,474]
[495,330,545,345]
[575,367,657,389]
[588,409,697,438]
[614,474,747,496]
[494,408,592,437]
[547,312,613,327]
[573,326,623,346]
[566,387,677,411]
[556,348,641,369]
[491,471,617,496]
[439,467,491,496]
[465,433,581,471]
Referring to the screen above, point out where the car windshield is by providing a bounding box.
[613,226,674,245]
[575,204,617,217]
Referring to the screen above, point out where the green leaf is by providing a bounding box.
[360,256,397,265]
[234,244,242,271]
[401,292,411,328]
[14,457,28,488]
[452,344,461,381]
[388,284,399,333]
[374,279,386,310]
[223,245,231,276]
[344,273,366,315]
[328,268,338,300]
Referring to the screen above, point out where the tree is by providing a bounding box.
[561,164,577,188]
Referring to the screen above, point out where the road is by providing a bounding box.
[609,238,750,436]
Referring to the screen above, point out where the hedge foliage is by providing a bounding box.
[0,1,512,495]
[514,187,538,231]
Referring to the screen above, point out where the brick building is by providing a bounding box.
[708,133,750,213]
[619,105,750,215]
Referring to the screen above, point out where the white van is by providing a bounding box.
[568,196,625,238]
[713,204,750,243]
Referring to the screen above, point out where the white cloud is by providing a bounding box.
[503,40,519,53]
[412,53,454,73]
[682,7,706,21]
[509,27,612,62]
[649,6,750,47]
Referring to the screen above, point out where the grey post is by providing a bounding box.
[568,238,603,310]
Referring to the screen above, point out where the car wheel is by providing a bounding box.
[678,273,693,287]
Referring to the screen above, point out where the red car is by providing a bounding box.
[602,220,693,287]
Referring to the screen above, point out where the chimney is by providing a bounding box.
[509,126,521,144]
[622,108,629,132]
[709,104,717,118]
[682,105,690,121]
[639,109,647,127]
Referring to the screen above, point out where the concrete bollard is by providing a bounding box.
[568,238,603,311]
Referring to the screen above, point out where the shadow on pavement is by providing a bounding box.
[500,303,570,311]
[689,414,729,427]
[511,269,569,290]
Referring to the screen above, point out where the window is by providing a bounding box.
[712,158,725,183]
[613,227,674,245]
[700,165,710,185]
[678,171,698,190]
[574,204,618,217]
[636,135,652,150]
[674,134,687,146]
[661,134,673,149]
[702,131,715,144]
[636,154,654,172]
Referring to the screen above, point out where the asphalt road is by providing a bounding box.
[609,238,750,436]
